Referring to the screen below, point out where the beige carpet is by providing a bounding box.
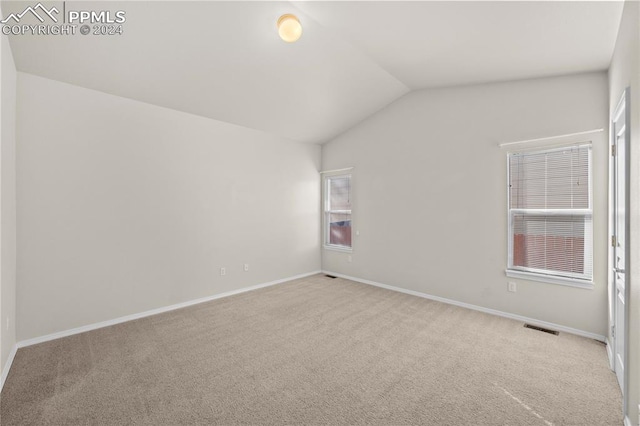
[0,274,622,425]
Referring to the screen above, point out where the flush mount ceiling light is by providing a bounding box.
[277,14,302,43]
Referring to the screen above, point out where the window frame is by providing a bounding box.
[323,173,353,252]
[506,144,594,289]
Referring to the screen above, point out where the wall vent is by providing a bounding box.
[524,324,559,335]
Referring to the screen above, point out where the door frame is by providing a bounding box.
[609,87,630,416]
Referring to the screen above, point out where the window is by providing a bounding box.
[324,174,352,250]
[507,144,592,286]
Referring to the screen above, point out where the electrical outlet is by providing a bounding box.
[220,267,226,276]
[244,264,249,272]
[508,282,517,293]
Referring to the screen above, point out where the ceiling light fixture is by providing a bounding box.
[277,14,302,43]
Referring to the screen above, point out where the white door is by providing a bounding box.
[612,88,629,394]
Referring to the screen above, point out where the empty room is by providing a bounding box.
[0,1,638,425]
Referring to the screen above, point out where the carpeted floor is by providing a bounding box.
[0,274,622,425]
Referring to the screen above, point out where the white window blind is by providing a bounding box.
[508,144,592,283]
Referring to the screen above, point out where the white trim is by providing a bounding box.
[614,93,626,123]
[323,270,605,342]
[17,271,321,349]
[606,338,615,371]
[319,167,353,174]
[323,245,353,253]
[0,344,18,394]
[505,270,594,289]
[623,415,632,426]
[498,129,603,148]
[507,142,593,156]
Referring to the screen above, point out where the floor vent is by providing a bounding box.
[524,324,559,335]
[325,275,337,279]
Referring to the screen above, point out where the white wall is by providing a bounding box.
[16,73,321,341]
[0,26,17,380]
[608,1,639,424]
[322,72,609,336]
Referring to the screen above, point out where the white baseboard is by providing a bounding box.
[0,344,18,394]
[17,270,321,349]
[323,270,606,342]
[624,415,632,426]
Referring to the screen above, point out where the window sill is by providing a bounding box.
[505,269,594,289]
[324,245,352,253]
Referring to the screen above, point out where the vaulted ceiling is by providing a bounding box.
[3,1,624,144]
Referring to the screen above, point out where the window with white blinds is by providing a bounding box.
[324,174,352,250]
[507,144,592,284]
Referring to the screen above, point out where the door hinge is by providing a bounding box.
[612,325,615,339]
[612,144,616,156]
[612,235,617,247]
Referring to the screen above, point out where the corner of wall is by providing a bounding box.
[0,21,18,385]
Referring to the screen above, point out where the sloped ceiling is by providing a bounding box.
[3,1,624,144]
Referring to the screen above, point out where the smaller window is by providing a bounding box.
[324,174,352,250]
